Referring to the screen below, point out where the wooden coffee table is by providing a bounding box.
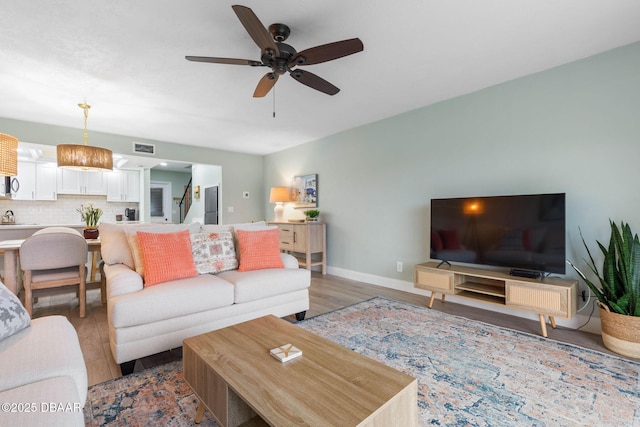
[183,315,417,427]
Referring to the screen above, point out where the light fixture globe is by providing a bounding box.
[56,103,113,172]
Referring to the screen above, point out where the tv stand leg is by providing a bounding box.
[539,314,548,338]
[549,315,557,329]
[428,292,436,308]
[427,292,446,308]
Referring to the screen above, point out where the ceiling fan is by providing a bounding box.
[186,5,364,97]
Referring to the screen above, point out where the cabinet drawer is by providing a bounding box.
[278,227,295,251]
[506,281,570,318]
[415,270,453,291]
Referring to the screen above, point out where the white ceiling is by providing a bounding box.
[1,1,640,156]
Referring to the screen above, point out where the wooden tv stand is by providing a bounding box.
[414,262,578,337]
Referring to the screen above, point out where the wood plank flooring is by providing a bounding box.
[31,272,615,387]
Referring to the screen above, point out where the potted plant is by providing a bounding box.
[77,202,103,239]
[304,209,320,222]
[568,220,640,357]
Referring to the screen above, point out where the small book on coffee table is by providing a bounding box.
[270,344,302,362]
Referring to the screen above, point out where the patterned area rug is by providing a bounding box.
[84,297,640,426]
[83,359,214,427]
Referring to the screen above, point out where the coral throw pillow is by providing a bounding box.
[236,229,284,272]
[136,230,198,287]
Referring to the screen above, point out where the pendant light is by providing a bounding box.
[57,103,113,172]
[0,133,18,176]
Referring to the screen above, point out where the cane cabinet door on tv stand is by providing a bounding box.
[268,222,327,274]
[414,261,577,338]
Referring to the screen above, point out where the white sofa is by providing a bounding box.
[0,285,87,427]
[99,221,311,374]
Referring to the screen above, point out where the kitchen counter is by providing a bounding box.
[0,224,86,242]
[0,223,84,229]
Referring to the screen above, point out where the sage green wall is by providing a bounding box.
[0,117,265,224]
[264,41,640,285]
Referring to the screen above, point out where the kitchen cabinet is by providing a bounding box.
[12,161,36,200]
[12,161,57,201]
[107,169,140,202]
[57,168,106,195]
[35,163,58,200]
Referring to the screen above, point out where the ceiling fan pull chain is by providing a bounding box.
[273,86,276,118]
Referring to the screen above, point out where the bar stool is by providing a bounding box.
[19,227,88,317]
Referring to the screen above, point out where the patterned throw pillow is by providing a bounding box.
[0,281,30,341]
[191,232,238,274]
[136,230,198,287]
[236,228,284,272]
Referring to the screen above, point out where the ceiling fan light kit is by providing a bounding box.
[186,5,363,98]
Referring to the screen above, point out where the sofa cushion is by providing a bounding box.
[232,221,271,231]
[217,268,311,304]
[0,281,30,341]
[137,230,198,287]
[236,228,284,272]
[0,316,87,405]
[191,232,238,274]
[200,224,234,234]
[99,222,195,269]
[99,222,135,268]
[104,263,144,299]
[108,274,235,328]
[0,377,84,427]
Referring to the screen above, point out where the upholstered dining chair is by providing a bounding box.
[19,227,88,317]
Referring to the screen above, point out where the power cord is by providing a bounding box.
[561,298,597,332]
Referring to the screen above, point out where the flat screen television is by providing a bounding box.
[430,193,566,275]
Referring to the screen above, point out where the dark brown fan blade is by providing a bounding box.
[290,38,363,66]
[254,72,279,97]
[185,56,263,66]
[290,70,339,95]
[232,5,279,57]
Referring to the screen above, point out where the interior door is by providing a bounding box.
[150,181,172,223]
[204,186,218,225]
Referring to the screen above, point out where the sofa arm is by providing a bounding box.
[104,263,144,299]
[281,253,300,269]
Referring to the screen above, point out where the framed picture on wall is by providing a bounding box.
[291,174,317,208]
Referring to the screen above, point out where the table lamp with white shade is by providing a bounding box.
[269,187,290,221]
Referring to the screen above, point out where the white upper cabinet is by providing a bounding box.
[13,161,36,200]
[107,169,140,202]
[12,161,57,201]
[35,163,58,200]
[57,169,107,195]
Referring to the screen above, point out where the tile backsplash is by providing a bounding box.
[0,195,137,225]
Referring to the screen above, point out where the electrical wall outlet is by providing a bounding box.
[396,261,403,273]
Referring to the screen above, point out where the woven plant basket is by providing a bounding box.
[599,302,640,358]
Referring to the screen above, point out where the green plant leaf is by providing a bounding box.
[574,221,640,316]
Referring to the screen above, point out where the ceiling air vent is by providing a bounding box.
[132,142,156,155]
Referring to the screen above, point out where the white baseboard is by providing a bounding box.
[326,266,601,335]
